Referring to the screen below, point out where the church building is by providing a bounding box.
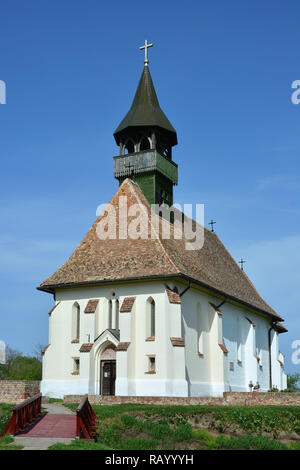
[39,42,287,398]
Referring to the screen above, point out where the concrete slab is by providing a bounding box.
[42,402,75,415]
[13,436,74,450]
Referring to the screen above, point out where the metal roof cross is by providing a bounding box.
[209,220,216,232]
[139,40,153,66]
[239,258,246,271]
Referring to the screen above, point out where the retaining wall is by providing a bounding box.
[63,392,300,406]
[0,380,40,403]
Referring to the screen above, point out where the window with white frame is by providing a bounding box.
[115,299,119,329]
[108,300,112,329]
[237,317,242,363]
[197,304,204,355]
[72,357,80,374]
[72,302,80,341]
[148,356,156,372]
[146,298,155,339]
[217,312,223,345]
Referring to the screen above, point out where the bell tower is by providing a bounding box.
[113,41,178,206]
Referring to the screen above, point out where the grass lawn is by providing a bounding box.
[49,404,300,451]
[0,404,23,450]
[0,403,14,435]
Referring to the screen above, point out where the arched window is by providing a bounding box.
[108,300,112,329]
[115,299,119,330]
[123,138,135,155]
[237,316,242,363]
[72,302,80,341]
[139,136,151,151]
[146,297,155,339]
[197,304,204,355]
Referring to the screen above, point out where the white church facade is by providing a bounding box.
[39,47,287,399]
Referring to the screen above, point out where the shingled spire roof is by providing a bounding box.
[114,66,177,146]
[39,179,283,322]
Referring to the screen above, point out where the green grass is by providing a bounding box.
[48,439,111,450]
[193,429,289,450]
[0,404,14,435]
[0,435,23,450]
[53,404,300,451]
[48,398,64,404]
[0,404,24,450]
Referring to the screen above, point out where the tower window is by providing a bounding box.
[123,138,135,155]
[139,136,151,151]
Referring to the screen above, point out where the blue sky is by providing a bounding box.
[0,1,299,376]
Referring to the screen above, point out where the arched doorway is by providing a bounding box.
[100,345,116,396]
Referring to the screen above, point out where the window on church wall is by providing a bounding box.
[72,357,80,374]
[149,356,156,372]
[146,298,155,339]
[197,304,204,356]
[72,303,80,341]
[108,300,112,329]
[237,317,242,363]
[145,355,156,374]
[217,313,223,345]
[256,325,261,358]
[115,299,119,330]
[252,325,258,357]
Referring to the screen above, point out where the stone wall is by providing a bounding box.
[0,381,40,403]
[223,392,300,406]
[63,392,300,407]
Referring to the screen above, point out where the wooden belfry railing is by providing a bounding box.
[1,393,42,437]
[76,394,98,440]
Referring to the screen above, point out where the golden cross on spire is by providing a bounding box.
[139,39,153,66]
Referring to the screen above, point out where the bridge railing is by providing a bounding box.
[0,393,42,437]
[76,394,98,440]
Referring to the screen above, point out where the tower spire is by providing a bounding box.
[113,42,178,207]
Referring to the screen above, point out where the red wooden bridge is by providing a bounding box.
[1,394,97,441]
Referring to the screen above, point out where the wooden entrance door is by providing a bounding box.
[101,360,116,396]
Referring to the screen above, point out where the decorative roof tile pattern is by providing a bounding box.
[166,288,181,304]
[84,299,99,314]
[120,297,136,313]
[79,343,93,353]
[40,179,282,321]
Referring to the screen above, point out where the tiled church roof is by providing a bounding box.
[39,179,283,321]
